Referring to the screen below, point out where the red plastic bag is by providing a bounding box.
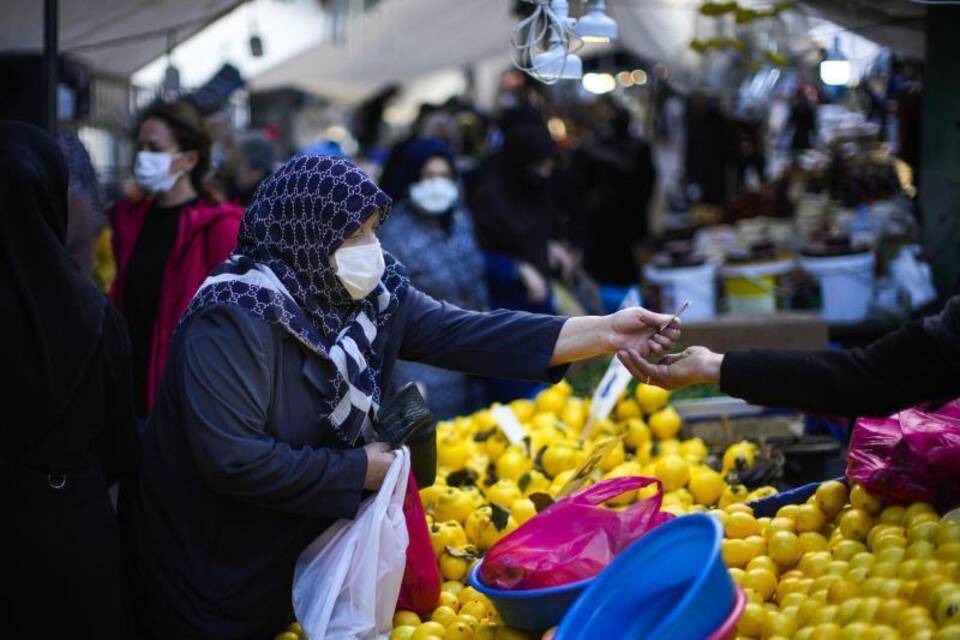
[847,400,960,510]
[479,476,672,590]
[395,471,441,615]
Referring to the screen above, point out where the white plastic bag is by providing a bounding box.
[293,447,410,640]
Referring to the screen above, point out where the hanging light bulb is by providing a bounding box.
[532,43,583,81]
[582,72,616,94]
[819,37,851,86]
[519,0,583,83]
[575,0,618,43]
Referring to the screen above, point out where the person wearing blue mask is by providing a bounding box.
[378,138,489,419]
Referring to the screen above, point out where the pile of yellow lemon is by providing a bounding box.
[390,380,775,640]
[719,481,960,640]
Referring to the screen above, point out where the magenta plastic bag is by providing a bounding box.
[847,399,960,509]
[479,476,672,590]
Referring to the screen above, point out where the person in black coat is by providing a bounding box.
[625,296,960,418]
[572,104,656,286]
[0,123,140,637]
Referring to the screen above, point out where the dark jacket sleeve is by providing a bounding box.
[180,306,367,519]
[398,287,569,382]
[95,305,140,483]
[720,296,960,417]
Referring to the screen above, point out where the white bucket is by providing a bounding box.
[643,263,716,321]
[800,252,876,323]
[719,259,793,315]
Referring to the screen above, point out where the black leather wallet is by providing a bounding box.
[374,383,437,487]
[374,382,433,446]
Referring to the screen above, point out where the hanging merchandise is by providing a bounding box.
[511,0,619,84]
[511,0,583,83]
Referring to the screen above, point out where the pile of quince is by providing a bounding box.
[390,380,776,640]
[718,480,960,640]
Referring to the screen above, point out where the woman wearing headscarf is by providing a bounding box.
[109,100,243,423]
[467,120,579,401]
[0,123,139,637]
[468,122,560,316]
[378,138,488,418]
[122,155,679,639]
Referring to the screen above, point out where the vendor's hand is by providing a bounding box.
[620,346,724,390]
[363,442,396,491]
[518,262,549,304]
[608,306,682,365]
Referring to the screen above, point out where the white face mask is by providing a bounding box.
[409,177,459,214]
[333,237,386,300]
[135,150,184,193]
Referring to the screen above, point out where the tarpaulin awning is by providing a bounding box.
[0,0,244,77]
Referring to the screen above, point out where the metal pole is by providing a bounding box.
[44,0,58,134]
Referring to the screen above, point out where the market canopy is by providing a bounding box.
[250,0,926,103]
[0,0,244,77]
[250,0,700,100]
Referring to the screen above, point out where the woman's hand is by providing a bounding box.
[608,307,681,360]
[518,262,549,304]
[362,442,396,490]
[619,346,724,390]
[549,307,680,367]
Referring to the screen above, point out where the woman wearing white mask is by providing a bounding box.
[109,100,243,425]
[121,156,680,638]
[379,138,489,419]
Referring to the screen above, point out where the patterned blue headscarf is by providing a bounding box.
[183,155,409,445]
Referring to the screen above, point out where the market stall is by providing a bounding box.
[288,378,959,640]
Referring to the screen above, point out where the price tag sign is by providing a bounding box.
[581,287,640,441]
[556,436,621,499]
[490,404,526,446]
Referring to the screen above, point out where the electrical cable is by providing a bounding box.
[511,0,584,84]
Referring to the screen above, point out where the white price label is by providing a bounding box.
[490,404,526,446]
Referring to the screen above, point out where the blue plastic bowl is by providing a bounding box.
[468,561,595,631]
[555,514,734,640]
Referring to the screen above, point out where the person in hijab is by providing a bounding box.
[468,121,562,315]
[109,100,243,424]
[379,138,488,419]
[572,102,656,287]
[122,155,680,639]
[0,123,139,638]
[467,120,578,401]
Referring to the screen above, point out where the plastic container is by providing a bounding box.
[719,258,793,314]
[705,587,747,640]
[643,262,716,321]
[555,514,735,640]
[779,437,845,487]
[467,562,594,631]
[746,477,846,518]
[799,250,875,323]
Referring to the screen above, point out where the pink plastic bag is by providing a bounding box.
[395,472,441,615]
[847,399,960,509]
[479,476,672,590]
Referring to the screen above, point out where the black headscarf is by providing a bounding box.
[470,122,558,273]
[0,122,106,456]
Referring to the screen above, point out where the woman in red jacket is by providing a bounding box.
[110,101,242,423]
